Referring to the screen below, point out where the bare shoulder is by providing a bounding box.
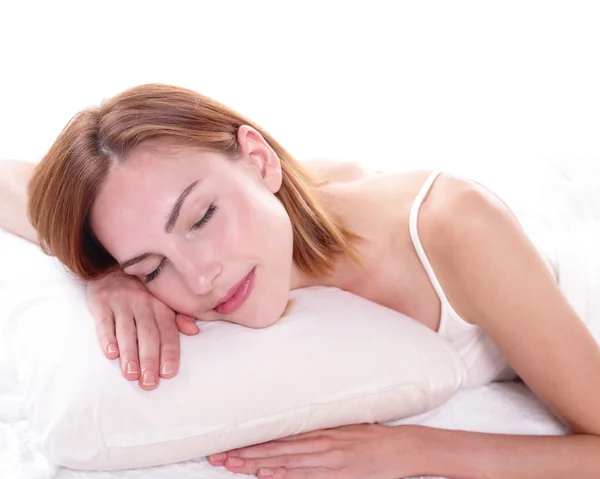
[416,171,516,244]
[416,171,533,324]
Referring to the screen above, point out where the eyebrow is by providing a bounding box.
[118,180,200,270]
[120,253,152,270]
[164,180,200,233]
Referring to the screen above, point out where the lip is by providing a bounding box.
[213,268,256,315]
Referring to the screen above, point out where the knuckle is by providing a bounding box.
[159,333,179,350]
[157,314,177,331]
[159,322,178,336]
[116,323,137,339]
[119,347,138,359]
[115,317,136,333]
[137,324,160,341]
[96,315,114,327]
[139,356,158,367]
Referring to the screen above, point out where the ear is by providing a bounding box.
[236,125,283,193]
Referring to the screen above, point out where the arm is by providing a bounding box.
[413,173,600,477]
[0,159,38,243]
[411,425,600,478]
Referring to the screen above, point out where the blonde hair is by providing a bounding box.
[28,83,361,281]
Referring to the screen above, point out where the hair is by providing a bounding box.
[28,83,361,281]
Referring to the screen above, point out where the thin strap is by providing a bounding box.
[408,170,462,321]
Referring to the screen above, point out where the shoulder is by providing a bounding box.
[415,172,530,325]
[417,172,518,253]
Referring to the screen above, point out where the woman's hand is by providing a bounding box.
[207,424,423,479]
[86,271,200,390]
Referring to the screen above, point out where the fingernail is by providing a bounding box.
[107,344,118,355]
[209,453,225,461]
[142,371,156,387]
[126,361,139,375]
[161,361,175,376]
[227,457,244,467]
[259,468,274,477]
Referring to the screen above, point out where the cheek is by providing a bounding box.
[220,198,270,258]
[146,279,198,317]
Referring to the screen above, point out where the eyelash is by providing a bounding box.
[144,258,165,283]
[191,204,217,230]
[144,204,218,283]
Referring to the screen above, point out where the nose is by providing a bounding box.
[176,249,222,296]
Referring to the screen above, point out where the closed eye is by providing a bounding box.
[144,258,166,283]
[143,205,217,283]
[191,204,217,230]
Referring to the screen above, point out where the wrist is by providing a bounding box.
[387,425,435,478]
[406,425,490,479]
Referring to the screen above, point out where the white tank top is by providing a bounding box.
[408,167,600,388]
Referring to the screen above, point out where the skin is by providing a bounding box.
[4,126,600,477]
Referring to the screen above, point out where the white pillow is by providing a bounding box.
[0,229,467,471]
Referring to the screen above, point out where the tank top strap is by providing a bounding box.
[408,170,466,327]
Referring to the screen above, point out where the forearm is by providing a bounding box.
[413,425,599,478]
[0,159,38,244]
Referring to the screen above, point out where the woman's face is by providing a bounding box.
[90,128,297,327]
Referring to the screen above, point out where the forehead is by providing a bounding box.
[122,142,227,182]
[89,143,230,258]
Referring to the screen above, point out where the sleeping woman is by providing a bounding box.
[1,83,600,478]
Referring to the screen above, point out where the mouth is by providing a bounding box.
[213,268,256,315]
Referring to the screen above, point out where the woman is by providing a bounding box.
[3,83,600,478]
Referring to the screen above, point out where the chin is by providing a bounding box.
[241,294,290,329]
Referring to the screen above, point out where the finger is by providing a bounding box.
[274,425,366,442]
[112,302,140,381]
[223,453,336,475]
[88,301,119,360]
[224,436,332,460]
[224,431,326,462]
[176,314,200,336]
[133,302,161,390]
[262,467,334,479]
[154,305,180,379]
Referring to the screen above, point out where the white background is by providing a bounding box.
[1,0,599,173]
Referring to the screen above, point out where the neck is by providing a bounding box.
[290,253,361,292]
[289,180,370,292]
